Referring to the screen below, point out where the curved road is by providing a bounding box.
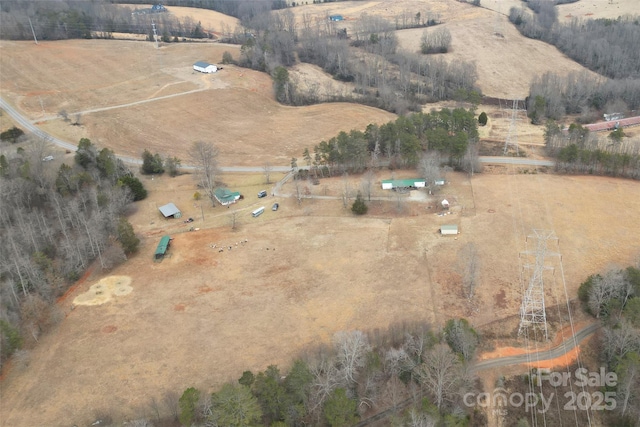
[1,96,555,170]
[354,323,600,427]
[472,322,600,372]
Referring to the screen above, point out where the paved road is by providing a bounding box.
[479,156,555,167]
[472,322,600,372]
[1,96,556,170]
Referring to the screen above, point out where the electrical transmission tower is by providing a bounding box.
[151,19,159,49]
[518,229,561,340]
[503,99,524,156]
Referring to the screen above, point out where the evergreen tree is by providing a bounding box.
[351,192,368,215]
[478,112,488,126]
[117,218,139,255]
[141,149,164,175]
[118,175,147,201]
[324,388,358,427]
[178,387,200,427]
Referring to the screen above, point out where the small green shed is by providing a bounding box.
[155,235,171,260]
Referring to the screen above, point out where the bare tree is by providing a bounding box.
[461,140,482,176]
[420,27,452,54]
[615,352,640,420]
[417,151,441,194]
[444,318,478,361]
[408,408,437,427]
[72,112,82,126]
[588,269,626,318]
[418,344,460,410]
[602,320,640,365]
[341,173,352,208]
[361,169,375,202]
[333,330,371,386]
[308,354,342,417]
[163,390,180,421]
[458,242,479,301]
[58,109,69,122]
[294,179,303,205]
[188,141,220,207]
[263,162,272,184]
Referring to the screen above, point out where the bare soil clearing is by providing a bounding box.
[3,169,640,426]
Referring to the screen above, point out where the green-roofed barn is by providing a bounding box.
[381,179,426,190]
[214,188,241,206]
[155,235,172,260]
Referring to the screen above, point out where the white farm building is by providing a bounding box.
[193,61,218,74]
[440,225,458,235]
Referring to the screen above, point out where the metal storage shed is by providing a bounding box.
[155,235,171,259]
[159,203,182,218]
[440,225,458,235]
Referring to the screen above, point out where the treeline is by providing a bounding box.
[526,71,640,125]
[0,0,213,41]
[544,121,640,180]
[231,8,480,113]
[122,320,486,427]
[577,264,640,426]
[509,6,640,80]
[299,108,480,175]
[0,135,144,368]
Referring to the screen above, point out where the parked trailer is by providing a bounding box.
[252,207,265,217]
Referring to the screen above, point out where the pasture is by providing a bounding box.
[1,0,640,425]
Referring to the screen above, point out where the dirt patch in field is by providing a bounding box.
[72,276,133,306]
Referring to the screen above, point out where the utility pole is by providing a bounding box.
[151,19,159,49]
[28,17,38,45]
[518,229,561,340]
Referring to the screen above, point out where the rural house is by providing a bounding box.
[381,179,426,190]
[193,61,217,74]
[214,188,241,206]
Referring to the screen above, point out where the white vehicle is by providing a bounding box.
[42,155,54,162]
[252,206,265,217]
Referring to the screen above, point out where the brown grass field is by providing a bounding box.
[1,0,640,425]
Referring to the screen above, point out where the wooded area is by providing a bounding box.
[0,136,142,368]
[300,108,480,176]
[544,120,640,180]
[128,320,485,427]
[0,0,214,41]
[577,264,640,426]
[235,8,479,113]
